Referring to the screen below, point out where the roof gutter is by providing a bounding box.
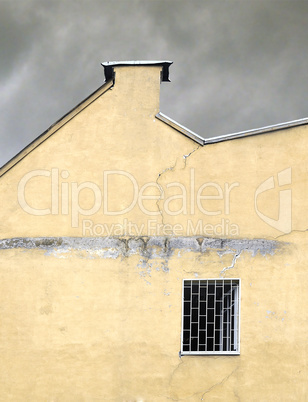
[156,112,204,145]
[157,112,308,146]
[203,116,308,145]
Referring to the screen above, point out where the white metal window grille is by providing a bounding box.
[181,279,240,355]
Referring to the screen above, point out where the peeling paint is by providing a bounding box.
[220,252,241,277]
[217,237,282,276]
[0,236,282,260]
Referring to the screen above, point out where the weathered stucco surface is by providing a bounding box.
[0,232,306,400]
[0,64,307,400]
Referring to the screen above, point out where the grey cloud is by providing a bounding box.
[1,0,308,167]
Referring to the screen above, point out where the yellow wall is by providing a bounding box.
[0,64,307,400]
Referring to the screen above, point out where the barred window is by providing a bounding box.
[181,279,240,355]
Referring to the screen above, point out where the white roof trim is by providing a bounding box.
[203,117,308,145]
[155,112,204,145]
[157,112,308,145]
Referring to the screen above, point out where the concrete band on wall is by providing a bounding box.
[0,236,281,259]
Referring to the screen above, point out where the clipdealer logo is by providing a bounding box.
[254,168,292,233]
[17,168,239,230]
[17,167,292,234]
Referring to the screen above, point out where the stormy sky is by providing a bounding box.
[1,0,308,168]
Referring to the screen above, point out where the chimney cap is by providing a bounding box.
[101,60,173,82]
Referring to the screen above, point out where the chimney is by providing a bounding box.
[101,61,173,116]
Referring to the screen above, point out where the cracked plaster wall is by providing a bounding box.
[0,231,306,400]
[0,65,307,400]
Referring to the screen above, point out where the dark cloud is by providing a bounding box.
[1,0,308,167]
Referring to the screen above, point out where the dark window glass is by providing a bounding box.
[207,323,214,338]
[200,287,206,301]
[192,309,198,323]
[207,337,214,351]
[208,295,215,309]
[184,287,191,300]
[192,281,199,293]
[191,338,198,351]
[215,330,221,345]
[215,301,222,314]
[224,284,231,294]
[199,316,206,329]
[208,284,215,294]
[216,286,223,299]
[184,302,190,315]
[183,331,190,344]
[200,302,206,315]
[208,309,214,322]
[199,331,206,344]
[192,294,199,308]
[191,323,198,337]
[184,316,190,330]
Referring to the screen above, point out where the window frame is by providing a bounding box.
[181,278,241,356]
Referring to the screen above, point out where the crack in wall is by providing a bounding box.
[200,366,239,400]
[168,359,184,386]
[220,251,241,278]
[156,162,177,225]
[165,364,239,401]
[155,145,201,227]
[183,145,200,168]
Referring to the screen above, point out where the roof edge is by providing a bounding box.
[0,79,114,178]
[156,113,308,146]
[204,116,308,145]
[155,112,204,145]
